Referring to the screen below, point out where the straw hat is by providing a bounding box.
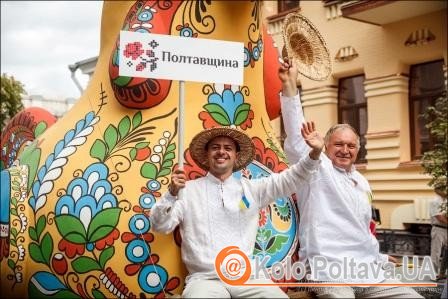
[282,13,331,81]
[189,127,255,171]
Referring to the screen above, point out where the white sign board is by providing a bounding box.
[119,31,244,85]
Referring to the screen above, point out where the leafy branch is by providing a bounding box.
[421,93,447,214]
[421,93,447,194]
[90,109,176,163]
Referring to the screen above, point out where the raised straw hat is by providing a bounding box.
[282,13,331,81]
[189,127,255,171]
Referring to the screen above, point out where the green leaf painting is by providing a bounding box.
[87,208,121,242]
[29,226,38,242]
[203,103,231,125]
[72,256,101,273]
[90,139,107,161]
[18,140,42,191]
[29,243,45,264]
[34,121,48,138]
[36,215,46,240]
[89,111,163,163]
[104,125,118,152]
[55,215,87,244]
[132,111,142,129]
[99,246,115,269]
[266,235,288,255]
[234,103,250,126]
[41,232,54,264]
[141,162,157,180]
[118,116,131,139]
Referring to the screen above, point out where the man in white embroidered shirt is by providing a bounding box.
[279,59,423,298]
[150,127,320,298]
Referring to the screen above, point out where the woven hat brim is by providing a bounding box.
[282,13,332,81]
[189,127,255,172]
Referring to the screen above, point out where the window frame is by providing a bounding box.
[408,59,444,160]
[337,74,368,164]
[278,0,300,14]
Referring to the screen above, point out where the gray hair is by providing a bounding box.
[324,124,360,148]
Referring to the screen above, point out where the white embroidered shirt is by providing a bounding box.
[150,160,316,283]
[281,94,388,283]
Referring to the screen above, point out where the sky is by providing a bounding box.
[1,1,103,100]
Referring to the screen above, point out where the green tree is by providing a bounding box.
[1,73,26,131]
[421,92,447,210]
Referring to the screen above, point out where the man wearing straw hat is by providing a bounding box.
[151,126,322,298]
[278,59,423,298]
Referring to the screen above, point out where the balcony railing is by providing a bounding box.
[376,228,430,256]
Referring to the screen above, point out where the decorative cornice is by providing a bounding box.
[365,130,400,139]
[335,46,358,62]
[325,2,342,20]
[340,0,390,15]
[366,73,409,81]
[322,0,343,8]
[267,18,283,36]
[302,85,338,92]
[266,8,301,23]
[405,28,436,47]
[398,160,423,169]
[301,86,338,107]
[365,75,409,97]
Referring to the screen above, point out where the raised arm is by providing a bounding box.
[249,149,321,208]
[279,59,310,164]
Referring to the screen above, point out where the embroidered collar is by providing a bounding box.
[333,164,356,174]
[206,172,235,185]
[333,164,358,186]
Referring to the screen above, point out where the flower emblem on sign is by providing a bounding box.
[123,40,159,72]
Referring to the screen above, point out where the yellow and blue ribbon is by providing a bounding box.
[239,195,250,210]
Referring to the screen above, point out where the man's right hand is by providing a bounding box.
[301,121,324,160]
[169,169,186,196]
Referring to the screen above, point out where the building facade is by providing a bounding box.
[264,0,447,229]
